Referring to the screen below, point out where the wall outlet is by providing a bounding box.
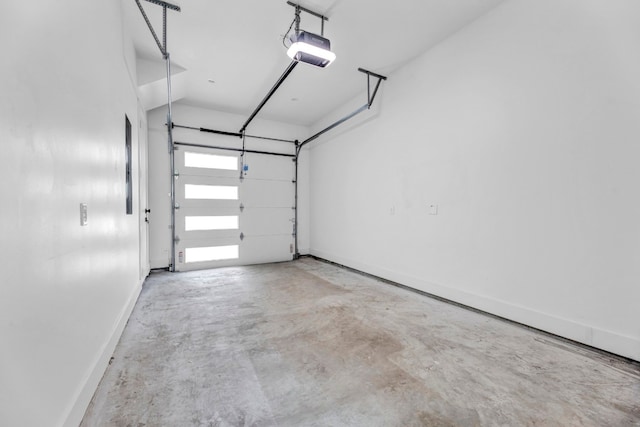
[429,204,438,215]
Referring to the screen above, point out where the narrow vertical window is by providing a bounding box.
[125,115,133,215]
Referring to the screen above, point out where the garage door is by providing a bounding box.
[174,145,295,271]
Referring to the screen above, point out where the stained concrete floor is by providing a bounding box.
[81,258,640,426]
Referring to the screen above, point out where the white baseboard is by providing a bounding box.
[297,247,310,256]
[311,249,640,362]
[62,279,143,427]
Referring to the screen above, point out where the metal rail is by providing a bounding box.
[299,68,387,149]
[239,61,298,134]
[172,124,297,144]
[293,141,300,259]
[175,141,295,158]
[299,104,369,148]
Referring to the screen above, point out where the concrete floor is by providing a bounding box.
[81,258,640,426]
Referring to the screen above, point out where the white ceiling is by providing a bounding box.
[123,0,505,127]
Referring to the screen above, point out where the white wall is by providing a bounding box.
[0,2,145,426]
[308,0,640,361]
[148,103,310,268]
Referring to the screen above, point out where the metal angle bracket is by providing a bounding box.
[144,0,181,11]
[286,1,329,35]
[286,2,329,22]
[134,0,181,56]
[358,68,387,108]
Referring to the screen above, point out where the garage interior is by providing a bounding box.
[2,1,640,426]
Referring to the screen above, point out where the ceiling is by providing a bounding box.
[123,0,505,127]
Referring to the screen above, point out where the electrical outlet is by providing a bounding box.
[429,204,438,215]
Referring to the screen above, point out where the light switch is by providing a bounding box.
[429,204,438,215]
[80,203,88,226]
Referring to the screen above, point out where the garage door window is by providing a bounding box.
[185,216,239,231]
[186,245,239,263]
[184,152,237,170]
[184,184,238,200]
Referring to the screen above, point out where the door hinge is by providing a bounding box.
[239,203,244,213]
[240,232,245,241]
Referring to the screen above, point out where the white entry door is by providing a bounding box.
[174,145,295,271]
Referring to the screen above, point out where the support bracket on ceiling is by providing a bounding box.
[286,2,329,21]
[286,1,328,35]
[358,68,388,108]
[144,0,181,11]
[134,0,181,58]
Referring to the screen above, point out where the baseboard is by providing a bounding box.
[62,278,144,427]
[310,249,640,362]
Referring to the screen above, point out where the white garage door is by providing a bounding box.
[174,145,295,272]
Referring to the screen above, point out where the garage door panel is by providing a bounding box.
[240,179,293,207]
[176,207,241,228]
[175,234,293,272]
[238,234,294,264]
[177,258,244,271]
[176,175,241,209]
[241,208,294,236]
[175,235,241,272]
[241,154,294,181]
[177,208,292,238]
[177,147,241,178]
